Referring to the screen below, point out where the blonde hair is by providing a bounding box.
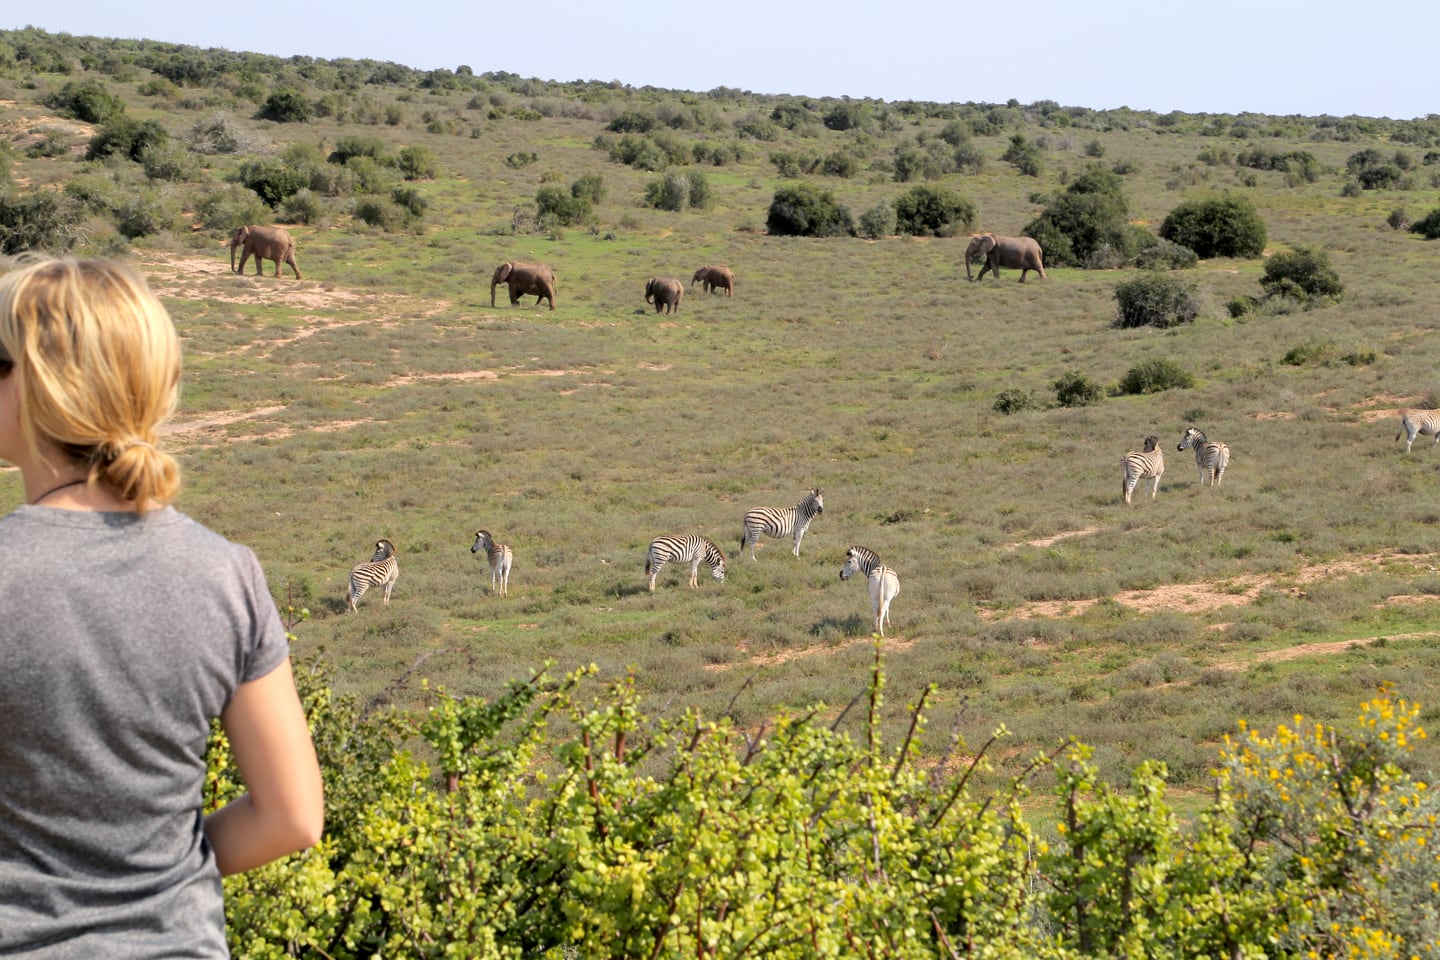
[0,256,182,511]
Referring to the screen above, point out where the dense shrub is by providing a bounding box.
[0,187,83,254]
[1118,358,1196,394]
[606,110,656,133]
[86,117,168,162]
[769,150,819,178]
[857,202,896,240]
[193,184,270,232]
[1133,237,1198,270]
[504,151,538,169]
[1023,167,1132,267]
[237,157,310,207]
[686,172,712,210]
[1114,272,1201,328]
[397,145,437,181]
[352,196,405,231]
[1410,208,1440,239]
[259,89,313,123]
[1053,370,1104,407]
[823,102,870,131]
[140,141,200,182]
[48,79,125,124]
[114,189,181,239]
[569,174,605,206]
[1260,246,1344,303]
[766,183,855,237]
[1158,195,1267,258]
[278,188,324,226]
[992,388,1036,414]
[185,113,250,155]
[535,185,591,225]
[1236,146,1321,181]
[1002,134,1042,176]
[328,136,390,166]
[643,171,689,212]
[893,185,975,237]
[821,151,859,178]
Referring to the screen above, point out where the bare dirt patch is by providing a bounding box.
[707,635,917,672]
[1008,527,1101,550]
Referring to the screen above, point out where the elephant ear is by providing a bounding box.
[496,263,512,281]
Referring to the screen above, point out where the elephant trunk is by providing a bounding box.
[490,279,499,307]
[230,241,238,273]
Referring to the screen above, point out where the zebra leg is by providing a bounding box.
[648,561,662,592]
[382,579,396,604]
[688,558,702,588]
[1149,475,1161,500]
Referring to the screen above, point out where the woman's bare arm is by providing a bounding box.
[203,659,324,876]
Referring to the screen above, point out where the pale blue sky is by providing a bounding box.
[7,1,1437,119]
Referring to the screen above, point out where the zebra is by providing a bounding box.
[471,529,513,597]
[646,535,727,592]
[739,488,824,561]
[1177,426,1231,486]
[347,538,399,612]
[839,546,900,638]
[1396,410,1440,453]
[1122,435,1165,504]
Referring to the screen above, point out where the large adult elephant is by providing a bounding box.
[966,233,1046,283]
[645,277,683,314]
[490,261,556,310]
[231,225,301,279]
[691,265,735,296]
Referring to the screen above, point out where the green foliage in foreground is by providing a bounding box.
[211,654,1440,958]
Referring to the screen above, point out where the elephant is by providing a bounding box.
[230,225,301,279]
[691,265,735,296]
[965,233,1046,283]
[645,277,684,314]
[490,261,556,310]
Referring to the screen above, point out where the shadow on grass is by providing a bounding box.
[809,614,869,639]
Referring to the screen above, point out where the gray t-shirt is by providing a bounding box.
[0,505,290,958]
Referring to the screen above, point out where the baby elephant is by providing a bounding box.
[645,277,684,314]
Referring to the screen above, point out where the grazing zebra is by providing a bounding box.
[839,546,900,638]
[1122,435,1165,504]
[646,535,727,592]
[739,488,825,560]
[347,538,399,612]
[1396,410,1440,453]
[471,529,513,597]
[1177,426,1231,486]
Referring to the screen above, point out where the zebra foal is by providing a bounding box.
[646,535,727,592]
[1177,426,1230,486]
[739,488,824,560]
[839,546,900,638]
[471,529,513,596]
[1396,410,1440,453]
[347,538,399,612]
[1122,435,1165,504]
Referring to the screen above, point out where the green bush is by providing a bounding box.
[1410,208,1440,239]
[259,88,313,123]
[992,388,1036,414]
[821,151,859,178]
[570,174,605,206]
[48,79,125,124]
[686,171,712,210]
[0,187,83,254]
[857,202,896,240]
[504,151,538,169]
[140,141,200,182]
[533,185,586,225]
[769,150,820,178]
[766,183,855,237]
[114,189,180,239]
[823,102,870,131]
[389,186,427,220]
[1133,237,1198,270]
[1118,358,1196,394]
[606,110,656,133]
[643,172,689,212]
[1053,370,1104,407]
[397,145,437,181]
[237,158,310,207]
[1158,195,1267,258]
[1002,134,1043,176]
[1023,167,1132,267]
[893,185,975,237]
[328,136,390,166]
[352,196,405,231]
[86,117,168,163]
[1260,246,1344,303]
[278,188,325,226]
[185,113,249,155]
[1114,272,1201,328]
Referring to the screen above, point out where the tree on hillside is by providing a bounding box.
[1159,195,1267,258]
[1023,167,1136,267]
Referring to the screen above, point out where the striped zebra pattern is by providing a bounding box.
[739,488,824,560]
[471,529,513,597]
[1396,410,1440,453]
[1177,426,1230,486]
[646,534,727,592]
[839,546,900,637]
[1122,435,1165,504]
[347,538,399,612]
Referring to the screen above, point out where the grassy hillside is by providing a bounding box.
[4,28,1440,792]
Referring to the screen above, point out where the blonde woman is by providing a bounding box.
[0,257,323,956]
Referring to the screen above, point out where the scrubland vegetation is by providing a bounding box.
[5,26,1440,955]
